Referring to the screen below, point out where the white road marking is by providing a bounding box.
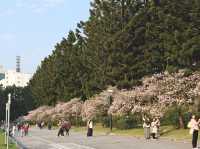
[65,143,95,149]
[31,136,70,149]
[50,143,70,149]
[31,136,96,149]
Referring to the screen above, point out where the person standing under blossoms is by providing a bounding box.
[143,116,150,139]
[87,120,93,137]
[155,117,160,139]
[151,118,158,139]
[48,121,52,130]
[188,115,200,149]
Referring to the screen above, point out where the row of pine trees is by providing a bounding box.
[29,0,200,106]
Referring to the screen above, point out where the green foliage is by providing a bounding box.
[183,69,193,77]
[29,0,200,106]
[101,117,110,128]
[0,86,35,121]
[102,114,141,130]
[70,117,86,127]
[0,130,17,149]
[117,79,142,90]
[161,105,190,129]
[166,65,178,74]
[115,116,136,130]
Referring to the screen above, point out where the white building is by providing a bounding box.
[0,65,5,81]
[0,69,32,88]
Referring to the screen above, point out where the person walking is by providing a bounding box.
[17,122,21,132]
[24,123,29,136]
[41,121,45,129]
[62,120,71,136]
[87,119,93,137]
[21,124,25,137]
[188,115,200,149]
[37,121,42,129]
[143,116,150,139]
[57,120,64,137]
[16,123,21,136]
[12,124,16,137]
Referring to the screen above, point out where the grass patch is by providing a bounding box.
[73,124,193,141]
[0,130,18,149]
[160,126,191,140]
[73,123,144,136]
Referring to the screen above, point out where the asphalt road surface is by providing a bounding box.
[14,127,192,149]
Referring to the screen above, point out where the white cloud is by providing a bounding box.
[16,0,65,13]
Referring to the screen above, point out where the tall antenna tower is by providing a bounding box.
[16,56,21,72]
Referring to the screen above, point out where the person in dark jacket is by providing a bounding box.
[48,121,52,130]
[62,120,71,136]
[57,120,64,137]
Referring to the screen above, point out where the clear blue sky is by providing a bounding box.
[0,0,90,73]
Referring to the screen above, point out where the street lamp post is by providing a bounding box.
[5,93,11,149]
[5,103,7,145]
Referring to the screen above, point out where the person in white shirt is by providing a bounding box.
[87,120,93,137]
[12,125,16,137]
[151,118,158,139]
[188,115,200,149]
[155,117,160,138]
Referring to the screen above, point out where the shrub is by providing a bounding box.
[70,117,86,127]
[166,65,178,74]
[117,80,142,90]
[117,80,133,90]
[161,105,190,128]
[183,69,193,77]
[115,115,139,129]
[101,114,141,130]
[101,116,110,128]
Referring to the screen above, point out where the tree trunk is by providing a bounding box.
[178,115,184,129]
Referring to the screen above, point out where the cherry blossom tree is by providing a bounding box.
[24,70,200,128]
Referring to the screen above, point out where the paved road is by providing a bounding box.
[14,127,192,149]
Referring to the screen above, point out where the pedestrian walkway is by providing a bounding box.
[14,127,191,149]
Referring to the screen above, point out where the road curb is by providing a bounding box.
[10,136,28,149]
